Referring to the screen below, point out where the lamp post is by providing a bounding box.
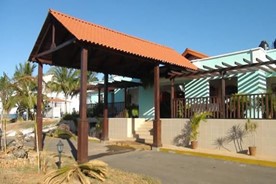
[56,140,64,169]
[0,128,2,151]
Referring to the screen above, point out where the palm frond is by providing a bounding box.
[43,160,108,184]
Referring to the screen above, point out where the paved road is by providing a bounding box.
[41,137,276,184]
[98,150,276,184]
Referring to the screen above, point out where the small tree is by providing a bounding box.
[189,111,211,141]
[245,119,258,147]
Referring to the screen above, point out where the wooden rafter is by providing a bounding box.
[203,65,215,70]
[171,57,276,79]
[242,58,271,73]
[35,24,51,56]
[256,58,276,72]
[34,38,76,59]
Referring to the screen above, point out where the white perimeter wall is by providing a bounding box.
[108,118,147,139]
[109,118,276,159]
[162,119,276,159]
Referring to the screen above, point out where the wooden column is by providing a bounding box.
[170,78,175,118]
[221,76,225,118]
[124,88,127,109]
[36,62,43,151]
[153,65,162,147]
[51,24,56,49]
[77,48,88,164]
[111,90,115,108]
[102,73,109,141]
[98,88,101,103]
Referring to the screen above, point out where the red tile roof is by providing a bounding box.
[182,48,208,60]
[49,9,197,70]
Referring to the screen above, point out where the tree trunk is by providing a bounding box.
[0,109,3,128]
[65,95,68,114]
[4,119,7,153]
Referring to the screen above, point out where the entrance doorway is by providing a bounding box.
[209,77,238,97]
[160,84,185,118]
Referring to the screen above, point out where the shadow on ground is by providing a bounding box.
[66,138,78,160]
[63,138,137,161]
[88,145,136,160]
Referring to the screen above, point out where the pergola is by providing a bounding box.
[169,54,276,118]
[28,9,197,163]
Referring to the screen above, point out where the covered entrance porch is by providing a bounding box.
[28,9,196,163]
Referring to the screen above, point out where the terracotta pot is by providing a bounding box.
[248,146,256,156]
[191,141,198,149]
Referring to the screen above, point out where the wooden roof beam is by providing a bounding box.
[233,61,256,73]
[34,38,76,59]
[256,58,276,72]
[215,65,225,69]
[243,58,272,73]
[203,65,215,70]
[266,55,274,61]
[243,58,252,64]
[35,24,51,56]
[222,62,233,67]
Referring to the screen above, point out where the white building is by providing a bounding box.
[43,74,80,118]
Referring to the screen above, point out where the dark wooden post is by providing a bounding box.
[111,90,115,117]
[77,48,88,164]
[221,76,225,118]
[102,73,109,141]
[36,62,43,151]
[98,88,101,103]
[124,88,127,109]
[170,78,175,118]
[51,24,56,49]
[153,65,162,147]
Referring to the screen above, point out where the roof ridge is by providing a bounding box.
[49,9,173,51]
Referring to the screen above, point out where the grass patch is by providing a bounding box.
[0,149,160,184]
[0,165,42,184]
[0,164,160,184]
[6,119,59,132]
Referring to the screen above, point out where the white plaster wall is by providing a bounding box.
[109,118,148,139]
[161,119,276,159]
[108,118,129,139]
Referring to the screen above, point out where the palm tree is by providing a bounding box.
[47,67,98,114]
[12,62,37,120]
[0,73,15,120]
[87,71,98,83]
[47,67,80,114]
[0,72,16,153]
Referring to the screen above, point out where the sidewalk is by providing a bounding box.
[160,144,276,168]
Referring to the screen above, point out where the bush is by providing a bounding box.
[50,124,75,140]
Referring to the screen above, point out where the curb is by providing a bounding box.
[159,148,276,168]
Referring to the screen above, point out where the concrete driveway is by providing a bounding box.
[99,150,276,184]
[41,137,276,184]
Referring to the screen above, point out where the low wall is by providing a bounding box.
[108,118,131,139]
[161,119,276,159]
[108,118,146,139]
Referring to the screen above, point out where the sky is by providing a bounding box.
[1,0,276,77]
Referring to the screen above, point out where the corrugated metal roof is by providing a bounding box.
[49,9,197,70]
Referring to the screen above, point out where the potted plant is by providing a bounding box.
[229,93,250,118]
[258,92,276,119]
[189,111,211,149]
[245,119,258,156]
